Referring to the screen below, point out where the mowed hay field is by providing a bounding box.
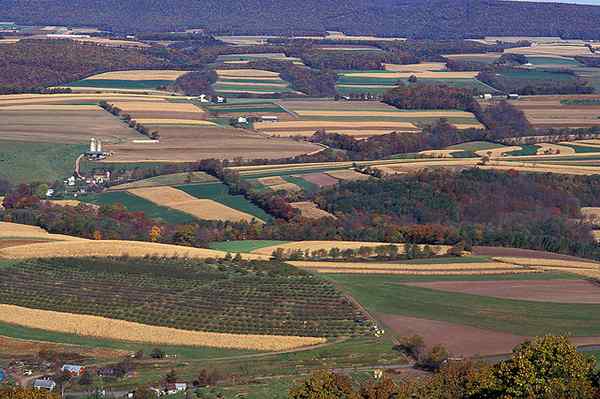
[508,95,600,128]
[128,186,263,223]
[64,69,190,92]
[0,240,268,260]
[326,269,600,357]
[290,202,336,219]
[254,100,482,138]
[251,241,451,256]
[104,125,321,162]
[0,257,367,346]
[109,171,217,190]
[213,69,297,95]
[0,304,323,351]
[0,222,87,242]
[0,105,140,144]
[108,99,207,122]
[289,258,538,275]
[336,69,493,95]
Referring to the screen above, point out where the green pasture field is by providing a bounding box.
[79,160,192,176]
[450,150,478,158]
[214,84,293,93]
[447,142,504,151]
[283,175,320,193]
[0,141,86,184]
[109,172,217,189]
[561,143,600,153]
[81,191,196,224]
[575,67,600,91]
[67,79,173,90]
[208,240,289,253]
[526,56,582,66]
[326,273,600,336]
[336,77,496,95]
[0,320,251,360]
[218,78,287,84]
[505,145,539,156]
[176,182,273,222]
[506,154,600,162]
[498,69,575,81]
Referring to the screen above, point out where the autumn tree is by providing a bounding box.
[486,335,598,398]
[289,370,359,399]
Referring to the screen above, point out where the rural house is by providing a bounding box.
[33,378,56,391]
[61,364,85,376]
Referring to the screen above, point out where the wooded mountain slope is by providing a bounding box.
[2,0,600,38]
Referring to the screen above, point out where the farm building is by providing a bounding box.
[164,383,187,394]
[33,379,56,391]
[61,364,85,376]
[260,115,279,122]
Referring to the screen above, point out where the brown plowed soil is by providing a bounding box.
[404,279,600,304]
[473,246,600,263]
[296,172,339,187]
[379,314,600,357]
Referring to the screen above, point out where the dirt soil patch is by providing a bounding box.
[0,239,49,249]
[295,173,339,188]
[378,313,600,357]
[404,279,600,304]
[473,246,600,263]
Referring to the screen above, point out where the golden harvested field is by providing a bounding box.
[419,149,463,158]
[0,239,269,260]
[341,71,479,79]
[290,202,336,219]
[508,95,600,129]
[261,129,414,138]
[104,126,321,162]
[0,104,100,111]
[134,118,216,125]
[109,101,204,114]
[474,146,523,158]
[0,222,87,241]
[506,44,592,57]
[325,169,372,181]
[128,186,262,223]
[84,70,190,81]
[254,121,417,129]
[257,176,302,192]
[443,53,503,61]
[215,69,281,78]
[383,62,447,72]
[0,93,176,107]
[535,143,576,155]
[0,304,323,351]
[72,37,150,48]
[48,200,83,207]
[287,260,537,275]
[292,110,476,118]
[0,107,140,144]
[252,241,451,256]
[493,257,599,270]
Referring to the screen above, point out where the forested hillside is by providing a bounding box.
[2,0,600,38]
[0,40,166,93]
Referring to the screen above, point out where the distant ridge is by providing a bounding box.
[2,0,600,39]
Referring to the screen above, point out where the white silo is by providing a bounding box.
[97,139,102,153]
[90,138,97,152]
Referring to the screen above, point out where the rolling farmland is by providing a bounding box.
[336,67,494,95]
[253,100,482,138]
[327,268,600,357]
[63,69,190,92]
[508,95,600,128]
[213,69,297,96]
[0,257,367,344]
